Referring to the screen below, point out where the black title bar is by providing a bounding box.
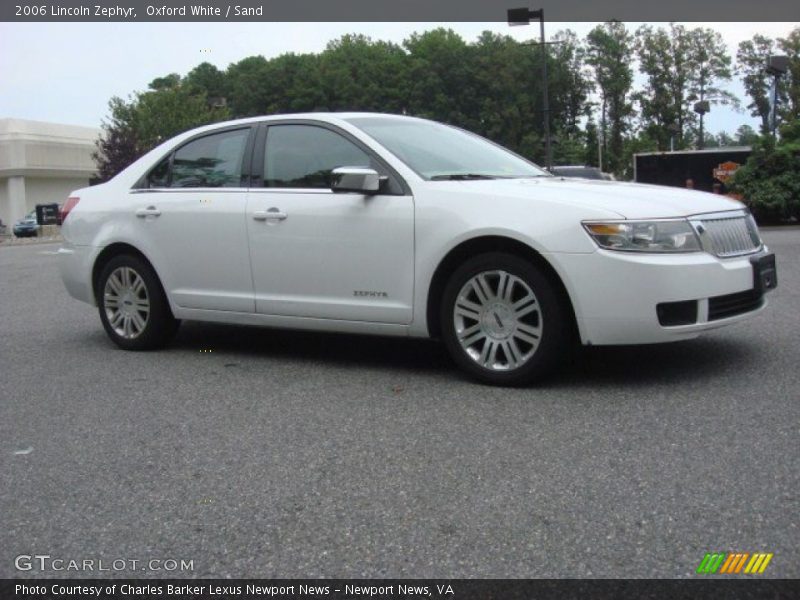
[4,579,800,600]
[2,0,800,22]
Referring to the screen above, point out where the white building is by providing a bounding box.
[0,118,100,226]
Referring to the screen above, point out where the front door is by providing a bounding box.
[246,123,414,324]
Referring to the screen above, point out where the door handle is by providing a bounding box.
[135,206,161,218]
[253,208,288,221]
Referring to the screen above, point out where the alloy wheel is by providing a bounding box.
[453,269,542,371]
[103,266,150,340]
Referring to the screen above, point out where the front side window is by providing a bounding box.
[169,128,249,188]
[264,125,372,188]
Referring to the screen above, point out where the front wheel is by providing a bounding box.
[440,252,571,386]
[96,254,179,350]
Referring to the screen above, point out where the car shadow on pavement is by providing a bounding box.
[553,336,761,388]
[171,321,451,374]
[169,321,759,387]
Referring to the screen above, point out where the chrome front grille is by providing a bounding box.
[694,214,762,258]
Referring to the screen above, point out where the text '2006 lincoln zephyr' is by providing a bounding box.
[59,113,777,385]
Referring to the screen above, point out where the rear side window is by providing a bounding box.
[264,125,372,188]
[169,128,249,188]
[148,157,170,187]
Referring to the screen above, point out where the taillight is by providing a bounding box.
[61,196,80,222]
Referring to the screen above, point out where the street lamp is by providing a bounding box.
[508,7,552,170]
[693,100,710,150]
[766,55,789,137]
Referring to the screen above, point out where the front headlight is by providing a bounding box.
[583,220,702,253]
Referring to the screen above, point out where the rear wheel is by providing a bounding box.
[440,252,570,386]
[96,254,179,350]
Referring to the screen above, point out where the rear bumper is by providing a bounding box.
[555,248,773,345]
[58,243,98,306]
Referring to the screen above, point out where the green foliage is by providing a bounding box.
[778,28,800,121]
[92,97,139,182]
[94,24,800,185]
[634,24,686,149]
[93,85,230,181]
[737,35,784,134]
[731,120,800,222]
[636,24,736,151]
[586,21,635,176]
[735,124,760,146]
[184,62,227,99]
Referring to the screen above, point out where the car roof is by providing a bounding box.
[189,112,422,133]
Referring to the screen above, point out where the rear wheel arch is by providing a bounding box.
[92,243,164,305]
[425,236,579,342]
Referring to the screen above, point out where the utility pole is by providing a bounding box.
[508,7,552,170]
[766,55,789,137]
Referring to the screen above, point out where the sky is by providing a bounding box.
[0,21,796,135]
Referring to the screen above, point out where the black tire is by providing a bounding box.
[96,254,179,350]
[440,252,571,386]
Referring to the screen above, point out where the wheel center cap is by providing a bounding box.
[483,303,514,339]
[121,292,134,315]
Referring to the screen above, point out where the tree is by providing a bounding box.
[224,56,272,117]
[549,30,593,136]
[470,31,540,158]
[134,85,229,149]
[636,24,736,150]
[735,124,760,146]
[684,27,738,145]
[92,96,140,182]
[737,34,783,133]
[635,24,689,150]
[93,85,230,181]
[777,27,800,121]
[583,119,599,167]
[184,62,227,100]
[731,120,800,222]
[586,21,635,175]
[148,73,181,91]
[549,29,593,164]
[403,29,479,129]
[318,34,408,113]
[714,131,736,147]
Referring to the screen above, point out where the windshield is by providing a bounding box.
[346,117,549,180]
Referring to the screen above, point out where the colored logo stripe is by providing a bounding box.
[720,553,749,573]
[697,553,726,574]
[745,553,773,574]
[696,552,773,574]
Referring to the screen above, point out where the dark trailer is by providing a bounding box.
[633,147,752,193]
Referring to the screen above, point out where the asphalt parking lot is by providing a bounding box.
[1,229,798,579]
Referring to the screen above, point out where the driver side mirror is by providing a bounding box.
[331,167,383,194]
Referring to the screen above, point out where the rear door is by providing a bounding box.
[131,126,256,312]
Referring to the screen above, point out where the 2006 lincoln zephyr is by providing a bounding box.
[59,113,777,385]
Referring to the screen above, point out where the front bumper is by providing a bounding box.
[555,248,774,346]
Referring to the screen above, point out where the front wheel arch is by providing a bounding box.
[426,236,579,343]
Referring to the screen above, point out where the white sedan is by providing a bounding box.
[59,113,777,385]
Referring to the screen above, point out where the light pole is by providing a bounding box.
[693,101,710,150]
[766,55,789,137]
[508,7,552,170]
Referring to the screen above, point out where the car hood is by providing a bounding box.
[486,177,746,219]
